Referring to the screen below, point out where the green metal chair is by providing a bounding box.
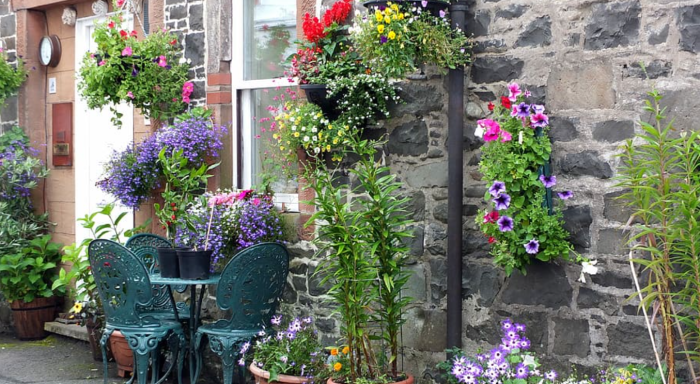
[89,239,186,384]
[125,234,190,320]
[194,242,289,384]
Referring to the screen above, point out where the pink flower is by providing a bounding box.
[121,46,132,56]
[116,0,126,6]
[483,127,500,142]
[98,60,106,66]
[500,130,512,142]
[252,198,261,206]
[507,83,521,102]
[158,55,167,67]
[127,91,134,99]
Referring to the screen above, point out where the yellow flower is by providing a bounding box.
[280,146,285,151]
[384,16,391,24]
[398,12,404,20]
[338,130,344,137]
[377,24,385,34]
[318,131,323,139]
[333,138,339,144]
[388,31,396,40]
[342,346,350,354]
[333,362,342,371]
[391,4,399,11]
[326,145,331,152]
[375,13,383,22]
[294,132,300,137]
[384,7,392,15]
[72,302,83,313]
[272,134,278,140]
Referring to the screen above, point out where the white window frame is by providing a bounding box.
[231,0,299,211]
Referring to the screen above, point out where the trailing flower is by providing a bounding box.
[475,84,574,275]
[77,8,189,128]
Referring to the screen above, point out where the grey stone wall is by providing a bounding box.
[197,0,700,380]
[164,0,206,104]
[0,0,18,133]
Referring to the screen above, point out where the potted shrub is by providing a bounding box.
[309,135,414,383]
[0,47,28,106]
[77,2,190,128]
[240,316,327,384]
[0,127,63,340]
[350,1,471,79]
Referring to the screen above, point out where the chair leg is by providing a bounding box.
[177,332,186,384]
[207,336,240,384]
[133,352,150,384]
[99,330,113,384]
[194,332,205,384]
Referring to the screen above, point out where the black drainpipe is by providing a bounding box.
[447,0,468,350]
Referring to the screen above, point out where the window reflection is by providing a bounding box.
[243,0,297,81]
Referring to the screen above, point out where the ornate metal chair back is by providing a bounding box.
[88,239,158,327]
[216,242,289,330]
[125,233,171,273]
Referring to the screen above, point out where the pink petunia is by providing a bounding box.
[157,55,167,67]
[507,83,521,102]
[98,60,106,66]
[121,46,133,56]
[500,130,512,142]
[127,91,134,99]
[116,0,126,6]
[483,127,500,142]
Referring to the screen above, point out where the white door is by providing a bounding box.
[74,15,134,243]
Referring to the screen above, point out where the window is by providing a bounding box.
[232,0,299,210]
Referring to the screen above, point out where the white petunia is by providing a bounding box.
[474,125,485,138]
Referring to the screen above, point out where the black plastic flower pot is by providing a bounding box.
[300,83,342,121]
[177,249,212,280]
[157,247,190,278]
[362,0,449,17]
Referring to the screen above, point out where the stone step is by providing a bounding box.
[44,321,89,342]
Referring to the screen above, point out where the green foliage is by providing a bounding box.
[310,136,414,381]
[0,234,63,303]
[77,14,189,128]
[616,81,700,380]
[154,148,218,240]
[0,50,28,106]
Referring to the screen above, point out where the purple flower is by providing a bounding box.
[531,112,549,128]
[488,180,506,197]
[520,339,531,349]
[515,363,529,379]
[421,0,428,6]
[493,193,511,210]
[524,239,539,254]
[501,319,513,331]
[439,9,446,18]
[531,104,545,114]
[131,67,139,77]
[489,346,506,362]
[557,190,573,200]
[271,315,282,325]
[497,215,514,232]
[515,323,526,332]
[545,370,558,380]
[511,102,531,118]
[539,174,557,188]
[380,35,388,44]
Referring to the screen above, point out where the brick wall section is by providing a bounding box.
[0,0,18,132]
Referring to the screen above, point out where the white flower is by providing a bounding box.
[474,126,485,138]
[522,355,536,367]
[179,57,186,64]
[291,125,297,131]
[578,260,599,283]
[303,136,309,142]
[518,131,524,145]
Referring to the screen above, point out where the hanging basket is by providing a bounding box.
[300,83,342,121]
[362,0,449,17]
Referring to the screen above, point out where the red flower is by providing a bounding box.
[322,0,353,28]
[483,211,499,223]
[488,237,496,244]
[487,102,494,111]
[130,30,137,37]
[500,96,511,109]
[302,13,326,43]
[107,21,115,29]
[119,30,128,38]
[169,39,177,45]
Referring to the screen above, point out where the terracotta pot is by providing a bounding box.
[9,296,57,340]
[327,374,414,384]
[249,363,310,384]
[109,330,134,378]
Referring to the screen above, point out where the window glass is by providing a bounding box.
[243,0,297,81]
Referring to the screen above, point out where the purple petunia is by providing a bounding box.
[531,112,549,128]
[493,193,511,210]
[539,174,557,188]
[557,190,573,200]
[511,102,530,118]
[489,180,506,197]
[531,104,545,114]
[497,215,514,232]
[524,239,539,254]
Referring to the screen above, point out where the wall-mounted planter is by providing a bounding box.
[362,0,449,17]
[300,83,342,121]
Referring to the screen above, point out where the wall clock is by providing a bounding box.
[39,35,61,67]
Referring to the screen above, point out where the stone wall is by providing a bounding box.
[164,0,206,104]
[0,0,18,132]
[236,0,700,380]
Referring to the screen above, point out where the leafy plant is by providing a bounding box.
[310,136,414,382]
[0,234,63,303]
[475,84,575,275]
[77,8,190,127]
[0,48,28,106]
[616,81,700,383]
[240,316,327,382]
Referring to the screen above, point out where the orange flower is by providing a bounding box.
[333,362,342,371]
[342,346,349,354]
[330,348,338,356]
